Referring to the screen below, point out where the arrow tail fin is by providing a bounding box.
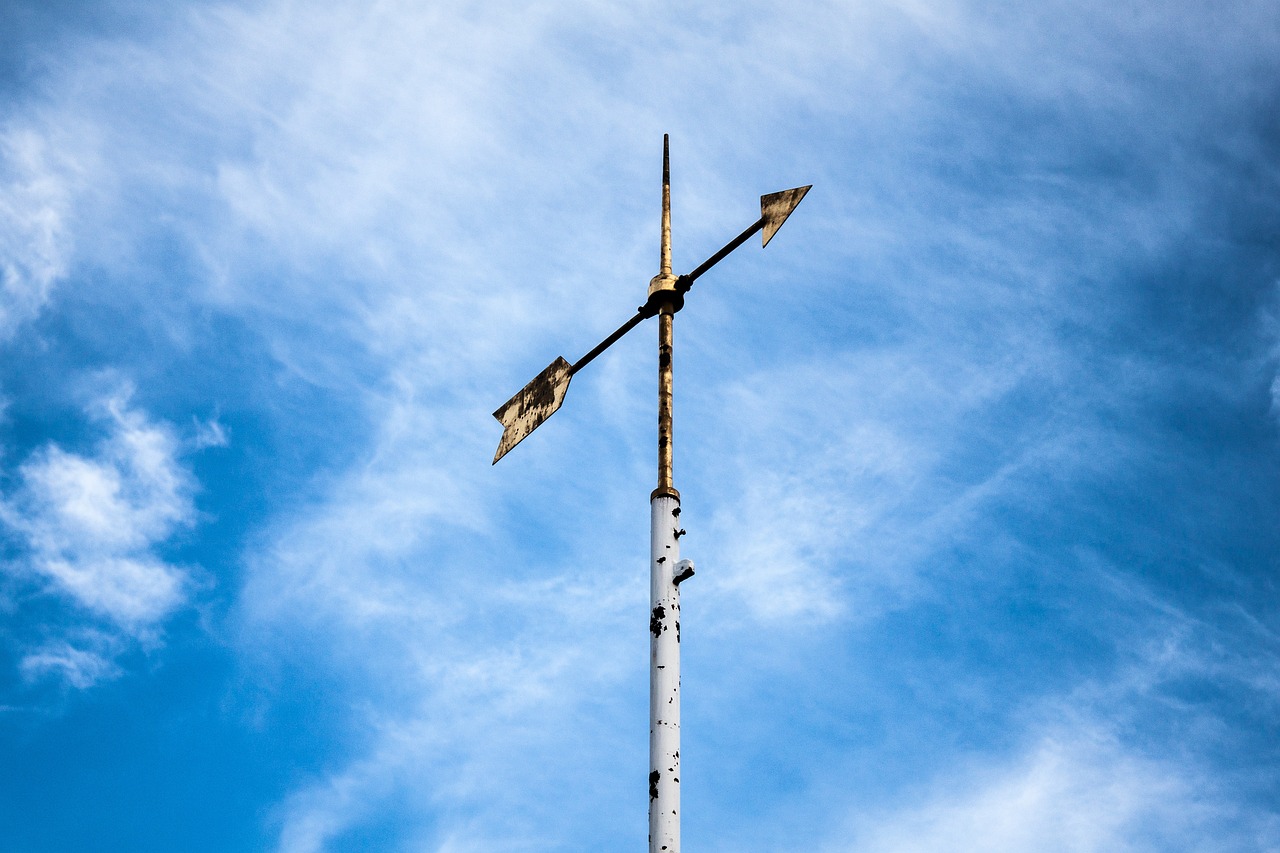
[492,357,573,463]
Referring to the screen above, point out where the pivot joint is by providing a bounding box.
[644,272,684,316]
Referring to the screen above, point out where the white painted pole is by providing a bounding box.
[649,490,687,852]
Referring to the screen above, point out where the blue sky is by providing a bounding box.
[1,0,1278,850]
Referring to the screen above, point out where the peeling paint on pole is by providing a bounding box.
[649,492,683,853]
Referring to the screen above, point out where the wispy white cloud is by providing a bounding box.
[816,554,1280,853]
[192,413,229,450]
[834,724,1247,853]
[1,386,201,687]
[268,626,646,853]
[1062,549,1280,728]
[0,125,80,336]
[20,636,122,690]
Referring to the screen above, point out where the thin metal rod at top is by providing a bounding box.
[661,134,672,276]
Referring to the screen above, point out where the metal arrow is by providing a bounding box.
[491,143,810,465]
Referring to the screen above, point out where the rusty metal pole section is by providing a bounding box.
[491,135,810,851]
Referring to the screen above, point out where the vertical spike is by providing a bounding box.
[661,134,672,276]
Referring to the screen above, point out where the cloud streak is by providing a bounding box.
[2,387,201,687]
[835,724,1264,853]
[0,125,77,336]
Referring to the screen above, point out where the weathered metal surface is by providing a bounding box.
[656,306,675,497]
[491,356,572,464]
[646,136,683,316]
[661,134,672,276]
[647,271,680,302]
[649,492,685,853]
[760,185,812,247]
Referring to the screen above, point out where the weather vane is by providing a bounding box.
[493,135,810,853]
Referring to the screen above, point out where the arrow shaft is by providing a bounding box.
[569,310,646,376]
[679,216,764,291]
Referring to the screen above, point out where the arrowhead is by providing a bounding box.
[760,185,812,248]
[492,357,573,464]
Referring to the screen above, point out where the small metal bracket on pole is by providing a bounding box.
[491,135,810,853]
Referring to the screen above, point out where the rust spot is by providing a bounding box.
[649,770,660,800]
[672,507,681,517]
[650,605,666,637]
[656,556,666,564]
